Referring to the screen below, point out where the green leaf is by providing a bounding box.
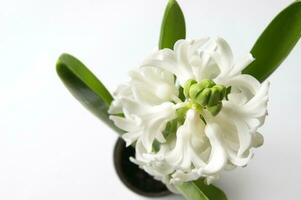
[193,179,227,200]
[176,181,209,200]
[56,53,123,134]
[176,180,227,200]
[159,0,186,49]
[243,1,301,82]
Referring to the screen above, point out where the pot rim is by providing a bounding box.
[113,138,171,197]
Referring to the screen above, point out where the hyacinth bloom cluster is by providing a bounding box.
[109,37,269,191]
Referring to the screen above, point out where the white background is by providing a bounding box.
[0,0,300,199]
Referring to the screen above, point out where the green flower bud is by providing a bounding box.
[207,102,222,116]
[183,79,197,97]
[199,79,216,89]
[188,79,216,100]
[182,78,230,116]
[189,83,202,100]
[212,85,226,101]
[196,88,211,106]
[207,87,221,107]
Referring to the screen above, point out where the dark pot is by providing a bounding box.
[113,138,171,197]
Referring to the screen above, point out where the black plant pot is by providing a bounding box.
[113,138,171,197]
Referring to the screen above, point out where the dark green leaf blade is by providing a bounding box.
[56,53,122,134]
[193,179,227,200]
[243,1,301,82]
[159,0,186,50]
[176,181,209,200]
[176,180,227,200]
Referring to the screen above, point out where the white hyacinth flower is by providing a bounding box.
[109,37,269,189]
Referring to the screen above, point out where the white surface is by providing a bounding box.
[0,0,300,199]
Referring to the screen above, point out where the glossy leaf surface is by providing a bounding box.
[176,180,227,200]
[56,53,122,134]
[159,0,186,49]
[243,1,301,82]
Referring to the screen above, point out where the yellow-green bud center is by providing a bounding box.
[183,79,231,116]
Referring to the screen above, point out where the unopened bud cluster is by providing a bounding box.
[183,79,231,116]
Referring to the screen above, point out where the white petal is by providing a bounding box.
[122,131,142,147]
[205,174,220,185]
[129,66,178,105]
[108,100,123,114]
[109,84,132,114]
[170,169,200,184]
[230,53,255,76]
[140,103,177,152]
[235,120,253,157]
[225,74,260,97]
[166,109,207,171]
[109,115,140,132]
[210,37,234,78]
[141,49,178,77]
[132,140,175,182]
[228,149,253,167]
[110,115,141,146]
[200,123,227,175]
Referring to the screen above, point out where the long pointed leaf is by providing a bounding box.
[176,182,209,200]
[176,180,227,200]
[193,179,227,200]
[177,179,227,200]
[243,1,301,82]
[56,53,122,134]
[159,0,186,50]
